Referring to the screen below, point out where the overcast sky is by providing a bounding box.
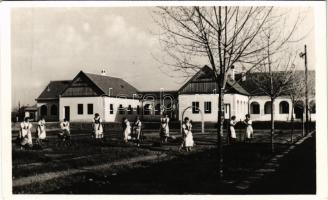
[11,7,315,108]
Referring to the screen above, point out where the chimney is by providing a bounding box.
[230,65,235,81]
[101,69,106,76]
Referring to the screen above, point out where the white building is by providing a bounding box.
[177,66,250,122]
[35,66,315,123]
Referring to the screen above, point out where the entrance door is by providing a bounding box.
[64,106,70,121]
[224,104,231,119]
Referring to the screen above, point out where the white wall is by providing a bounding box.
[249,96,316,121]
[229,94,249,121]
[103,97,140,122]
[178,94,249,122]
[59,97,104,122]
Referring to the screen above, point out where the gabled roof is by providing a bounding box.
[178,65,249,96]
[235,70,315,96]
[36,80,71,100]
[83,72,139,98]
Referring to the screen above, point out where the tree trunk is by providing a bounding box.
[270,98,275,152]
[218,87,225,179]
[290,104,294,144]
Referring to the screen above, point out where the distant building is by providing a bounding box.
[36,80,70,121]
[236,71,315,122]
[35,66,315,122]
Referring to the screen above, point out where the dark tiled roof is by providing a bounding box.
[226,79,250,96]
[178,65,250,96]
[84,72,139,98]
[235,70,315,96]
[36,80,70,100]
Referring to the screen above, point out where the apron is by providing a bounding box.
[37,120,46,140]
[124,120,131,140]
[230,120,237,139]
[133,120,142,139]
[183,123,194,147]
[93,117,104,139]
[20,122,32,146]
[246,120,253,139]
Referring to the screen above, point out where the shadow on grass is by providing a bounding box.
[37,143,289,194]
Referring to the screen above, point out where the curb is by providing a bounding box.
[234,130,315,191]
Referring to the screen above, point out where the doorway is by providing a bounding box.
[64,106,70,121]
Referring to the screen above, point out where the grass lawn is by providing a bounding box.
[12,128,306,194]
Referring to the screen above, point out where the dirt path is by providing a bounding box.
[13,153,167,188]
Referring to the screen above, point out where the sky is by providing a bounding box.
[11,6,315,108]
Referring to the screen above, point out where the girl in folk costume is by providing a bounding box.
[179,117,194,152]
[19,117,33,149]
[122,117,131,143]
[229,116,237,144]
[243,114,254,143]
[36,117,47,146]
[159,114,170,143]
[59,118,71,145]
[93,113,104,142]
[133,116,142,147]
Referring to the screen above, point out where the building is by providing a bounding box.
[236,71,316,122]
[36,80,70,121]
[35,66,315,123]
[59,70,140,122]
[177,65,249,122]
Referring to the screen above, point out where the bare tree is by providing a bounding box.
[249,11,301,151]
[287,73,305,143]
[153,6,302,177]
[286,70,315,142]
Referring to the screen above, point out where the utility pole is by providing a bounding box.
[300,45,309,135]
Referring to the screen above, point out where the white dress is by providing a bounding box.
[165,117,170,136]
[93,117,104,139]
[60,121,70,135]
[182,122,194,147]
[245,120,253,139]
[124,120,131,140]
[230,120,237,139]
[133,120,142,139]
[20,122,33,146]
[37,119,46,140]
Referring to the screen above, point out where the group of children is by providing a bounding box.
[16,113,254,150]
[17,117,71,149]
[229,114,254,143]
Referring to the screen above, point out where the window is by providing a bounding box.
[77,104,83,115]
[250,102,260,114]
[204,102,212,114]
[155,104,161,115]
[109,104,114,114]
[192,102,199,114]
[40,105,47,116]
[87,104,93,115]
[144,104,151,115]
[279,101,289,114]
[118,104,124,115]
[264,101,271,114]
[127,105,132,114]
[51,104,58,115]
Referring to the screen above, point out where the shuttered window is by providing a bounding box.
[192,102,199,114]
[204,102,212,114]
